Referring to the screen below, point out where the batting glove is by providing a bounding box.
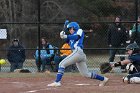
[60,31,67,39]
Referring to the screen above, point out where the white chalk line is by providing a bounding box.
[75,83,91,86]
[22,83,97,93]
[21,87,59,93]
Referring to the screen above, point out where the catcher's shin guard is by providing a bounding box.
[126,63,138,74]
[123,76,140,84]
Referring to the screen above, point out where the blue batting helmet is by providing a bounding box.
[67,22,80,31]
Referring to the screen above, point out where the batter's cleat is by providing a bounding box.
[47,82,61,87]
[99,77,109,86]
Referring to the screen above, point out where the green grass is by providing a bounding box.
[0,72,81,78]
[0,54,126,78]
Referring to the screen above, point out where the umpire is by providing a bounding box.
[7,39,26,72]
[107,16,127,72]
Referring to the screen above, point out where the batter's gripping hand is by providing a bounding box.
[60,31,67,39]
[100,62,112,74]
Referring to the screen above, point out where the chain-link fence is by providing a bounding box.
[0,0,139,73]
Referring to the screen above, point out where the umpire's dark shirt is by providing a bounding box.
[107,23,127,47]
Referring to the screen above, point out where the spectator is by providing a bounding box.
[34,37,54,72]
[53,43,77,72]
[7,39,26,72]
[130,16,140,46]
[125,25,131,45]
[107,16,127,72]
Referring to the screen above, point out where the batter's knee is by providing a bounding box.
[59,61,69,69]
[59,63,65,69]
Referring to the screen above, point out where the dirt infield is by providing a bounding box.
[0,73,140,93]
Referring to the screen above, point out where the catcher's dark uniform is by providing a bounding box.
[122,53,140,83]
[100,53,140,75]
[127,53,140,75]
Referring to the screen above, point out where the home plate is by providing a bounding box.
[75,83,90,86]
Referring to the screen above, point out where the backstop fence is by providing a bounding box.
[0,0,139,73]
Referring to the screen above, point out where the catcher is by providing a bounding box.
[100,42,140,84]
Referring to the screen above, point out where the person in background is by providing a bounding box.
[130,16,140,46]
[107,16,127,72]
[7,39,26,72]
[35,37,54,72]
[53,42,77,72]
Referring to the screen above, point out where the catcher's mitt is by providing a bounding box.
[100,62,112,74]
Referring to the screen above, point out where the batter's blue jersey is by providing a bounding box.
[66,29,85,50]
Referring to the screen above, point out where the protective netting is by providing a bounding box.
[0,0,139,73]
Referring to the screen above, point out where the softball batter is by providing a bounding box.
[48,22,109,87]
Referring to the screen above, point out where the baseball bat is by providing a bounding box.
[63,20,69,32]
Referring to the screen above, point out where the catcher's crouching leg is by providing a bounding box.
[123,76,140,84]
[123,72,140,84]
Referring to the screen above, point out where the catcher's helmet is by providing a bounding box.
[126,43,140,54]
[126,43,139,50]
[67,22,80,31]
